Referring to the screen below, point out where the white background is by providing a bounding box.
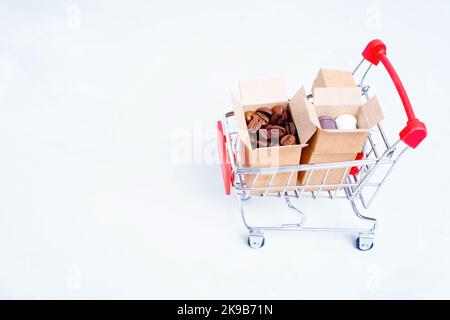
[0,0,449,299]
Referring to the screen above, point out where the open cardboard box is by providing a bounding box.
[231,77,308,193]
[296,86,384,190]
[312,68,357,92]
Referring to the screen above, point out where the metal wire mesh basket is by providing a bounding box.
[217,40,427,250]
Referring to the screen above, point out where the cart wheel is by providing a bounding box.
[241,195,251,201]
[356,234,374,251]
[248,232,265,249]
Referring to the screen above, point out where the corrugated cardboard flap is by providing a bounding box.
[313,87,362,107]
[230,93,251,149]
[358,96,384,128]
[311,130,369,154]
[312,69,356,91]
[239,77,287,106]
[290,86,319,144]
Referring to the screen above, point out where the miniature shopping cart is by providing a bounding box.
[217,40,427,250]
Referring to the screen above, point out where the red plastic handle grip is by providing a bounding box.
[362,39,427,148]
[217,121,231,195]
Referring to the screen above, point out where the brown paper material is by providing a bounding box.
[358,96,384,129]
[313,87,362,108]
[298,78,384,190]
[312,69,357,92]
[290,86,318,143]
[239,77,287,106]
[231,78,308,194]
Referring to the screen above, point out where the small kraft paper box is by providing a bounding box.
[231,77,308,194]
[312,68,357,92]
[296,86,384,191]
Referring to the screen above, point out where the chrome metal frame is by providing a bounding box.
[223,59,410,249]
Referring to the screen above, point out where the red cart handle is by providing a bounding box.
[362,39,427,148]
[217,121,231,195]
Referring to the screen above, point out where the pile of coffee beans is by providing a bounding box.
[244,105,298,148]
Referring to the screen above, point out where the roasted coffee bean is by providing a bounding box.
[285,121,296,135]
[255,112,270,126]
[280,134,297,146]
[273,116,286,126]
[272,105,285,116]
[247,117,262,132]
[269,116,276,125]
[256,107,272,118]
[283,110,289,121]
[284,123,290,135]
[245,111,255,123]
[269,113,280,125]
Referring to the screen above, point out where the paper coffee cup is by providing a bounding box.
[335,114,357,130]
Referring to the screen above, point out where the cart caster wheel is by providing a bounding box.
[248,233,265,249]
[356,234,374,251]
[241,195,251,201]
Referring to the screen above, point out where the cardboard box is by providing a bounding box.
[296,86,384,190]
[312,68,357,92]
[231,77,308,193]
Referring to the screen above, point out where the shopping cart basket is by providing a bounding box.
[217,39,427,250]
